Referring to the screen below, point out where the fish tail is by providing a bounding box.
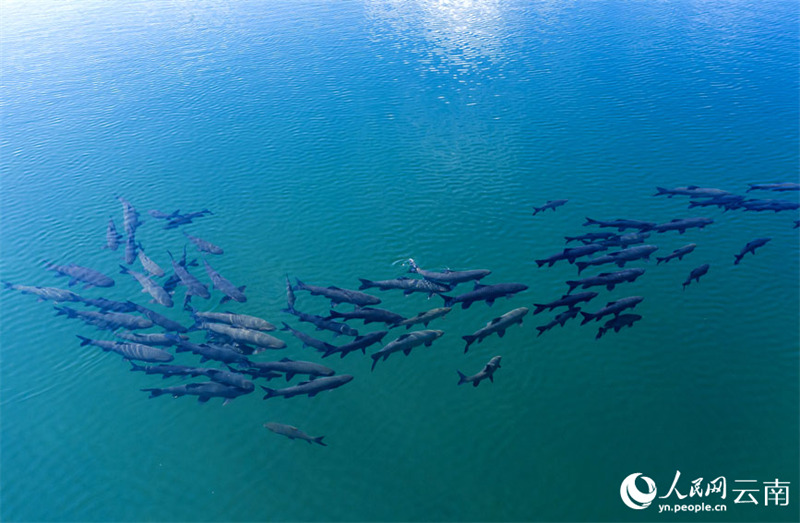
[370,353,380,371]
[536,325,548,337]
[534,259,546,268]
[118,264,130,274]
[280,322,292,331]
[357,278,373,290]
[261,386,277,399]
[441,295,455,308]
[733,254,742,265]
[565,280,579,293]
[656,257,665,265]
[532,304,547,315]
[2,281,14,289]
[596,328,605,340]
[579,312,595,326]
[129,361,145,372]
[531,207,541,216]
[457,370,468,385]
[293,278,305,291]
[313,436,327,447]
[575,261,588,274]
[654,187,669,196]
[462,335,476,353]
[76,335,91,346]
[141,388,165,398]
[583,217,600,226]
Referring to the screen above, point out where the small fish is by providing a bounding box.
[532,199,568,216]
[746,182,800,192]
[600,232,651,248]
[132,303,188,333]
[682,264,710,290]
[294,278,381,307]
[687,194,745,211]
[264,422,326,446]
[285,275,296,311]
[129,361,208,379]
[3,282,82,303]
[149,209,181,220]
[656,244,696,265]
[740,199,799,213]
[407,259,491,286]
[243,358,335,381]
[46,262,115,289]
[77,335,172,362]
[357,277,450,296]
[651,217,714,234]
[579,296,644,325]
[457,356,501,387]
[583,217,656,232]
[202,258,246,303]
[104,218,122,251]
[564,232,619,244]
[391,307,452,330]
[440,282,528,310]
[535,308,581,336]
[653,186,730,199]
[532,292,597,315]
[261,375,354,399]
[184,232,224,255]
[283,306,359,337]
[142,382,250,404]
[136,244,165,277]
[280,322,337,353]
[327,307,405,325]
[322,330,388,359]
[119,265,173,307]
[734,238,771,265]
[565,268,645,293]
[371,330,444,370]
[462,307,528,353]
[575,245,659,274]
[596,314,642,339]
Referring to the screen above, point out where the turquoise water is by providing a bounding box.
[1,1,798,521]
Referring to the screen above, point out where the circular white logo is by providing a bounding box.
[620,473,657,510]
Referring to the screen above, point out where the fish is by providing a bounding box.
[243,358,335,381]
[124,234,138,265]
[131,303,188,333]
[595,314,642,339]
[682,264,710,290]
[687,194,745,211]
[280,322,336,353]
[575,245,659,274]
[562,243,609,262]
[203,368,254,391]
[371,330,444,370]
[357,277,451,296]
[599,232,650,248]
[202,258,246,303]
[322,330,388,359]
[196,322,286,350]
[746,182,800,192]
[77,335,173,362]
[579,296,644,325]
[457,356,502,387]
[116,331,185,346]
[565,268,645,293]
[535,308,581,336]
[283,305,359,337]
[175,339,251,365]
[534,250,572,268]
[532,199,568,216]
[656,244,696,265]
[440,282,528,310]
[285,275,296,311]
[327,307,405,325]
[293,278,381,307]
[46,262,115,289]
[462,307,528,353]
[564,232,619,244]
[168,250,210,304]
[136,244,165,277]
[391,307,452,330]
[78,297,140,312]
[653,186,731,198]
[740,199,799,213]
[104,218,122,251]
[264,422,326,446]
[261,375,354,399]
[129,361,209,379]
[142,382,250,404]
[532,292,597,315]
[3,282,82,303]
[119,265,173,308]
[162,209,212,229]
[56,306,153,330]
[192,311,275,331]
[734,238,771,265]
[117,195,142,236]
[406,259,491,285]
[583,217,656,232]
[149,209,181,220]
[184,232,224,255]
[652,217,714,234]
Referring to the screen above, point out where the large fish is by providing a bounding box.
[3,282,82,303]
[535,308,581,336]
[440,282,528,309]
[203,368,254,391]
[104,218,122,251]
[656,244,696,265]
[294,278,381,307]
[575,245,659,274]
[532,199,568,216]
[583,217,656,232]
[184,232,224,255]
[124,234,138,265]
[407,259,491,285]
[327,307,405,326]
[46,262,115,289]
[116,331,185,346]
[77,335,172,362]
[596,314,642,339]
[746,182,800,192]
[565,268,645,293]
[532,292,597,315]
[261,375,354,399]
[280,322,336,353]
[55,306,153,330]
[536,244,608,267]
[371,330,444,370]
[653,186,730,198]
[193,311,275,331]
[462,307,528,352]
[457,356,502,387]
[136,244,165,277]
[142,382,250,404]
[652,217,714,234]
[391,307,452,330]
[264,422,326,446]
[687,194,745,211]
[358,277,450,296]
[243,358,335,381]
[734,238,771,265]
[117,195,142,236]
[168,250,210,303]
[283,305,359,337]
[579,296,644,325]
[119,265,173,307]
[197,322,286,350]
[322,331,388,359]
[202,259,246,303]
[682,264,710,290]
[740,199,799,213]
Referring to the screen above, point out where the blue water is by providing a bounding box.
[1,1,798,521]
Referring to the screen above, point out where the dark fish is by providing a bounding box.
[175,339,251,365]
[3,282,82,303]
[562,243,608,262]
[294,278,381,307]
[734,238,771,265]
[142,382,250,404]
[533,292,597,315]
[575,245,659,274]
[391,307,452,330]
[463,307,528,353]
[136,244,165,277]
[579,296,644,325]
[653,186,730,198]
[116,331,185,346]
[327,307,405,325]
[117,195,142,236]
[149,209,181,220]
[564,232,619,244]
[358,277,450,296]
[652,217,714,234]
[78,296,140,312]
[740,199,799,213]
[322,330,388,359]
[599,232,650,248]
[532,199,568,216]
[407,259,491,285]
[129,361,208,378]
[285,275,296,310]
[534,250,571,268]
[184,232,224,255]
[682,264,710,290]
[244,358,335,381]
[283,306,359,337]
[56,306,153,330]
[119,265,173,307]
[440,282,528,310]
[656,244,696,265]
[280,322,336,353]
[688,194,745,211]
[565,268,645,293]
[104,218,122,251]
[202,258,246,303]
[457,356,501,387]
[535,308,581,336]
[261,375,353,399]
[747,182,800,192]
[204,368,254,391]
[132,303,188,333]
[371,330,444,370]
[168,250,210,302]
[77,335,172,362]
[196,322,286,350]
[583,217,656,232]
[264,422,326,446]
[46,262,115,289]
[596,314,642,339]
[192,311,275,331]
[124,234,138,265]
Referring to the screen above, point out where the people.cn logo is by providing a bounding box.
[620,473,657,510]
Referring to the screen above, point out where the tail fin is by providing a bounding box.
[536,325,548,337]
[595,328,606,340]
[687,201,699,209]
[682,280,689,290]
[280,322,292,331]
[733,254,742,265]
[261,386,277,399]
[457,370,468,385]
[293,278,305,291]
[118,264,130,274]
[575,261,588,274]
[580,311,595,326]
[534,259,546,268]
[76,335,91,346]
[327,310,345,320]
[583,217,600,226]
[656,256,666,265]
[531,207,542,216]
[2,281,14,290]
[462,335,476,353]
[654,187,669,196]
[370,353,380,371]
[129,361,145,372]
[565,280,580,293]
[141,388,166,398]
[313,436,327,447]
[532,304,547,315]
[357,278,373,291]
[441,295,455,308]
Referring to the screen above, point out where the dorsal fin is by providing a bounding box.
[473,282,486,290]
[280,357,293,362]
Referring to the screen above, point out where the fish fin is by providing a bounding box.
[197,396,210,403]
[596,328,604,339]
[575,262,588,274]
[534,259,546,268]
[222,399,232,406]
[142,388,165,398]
[580,312,595,326]
[76,335,91,346]
[486,299,494,307]
[473,282,485,290]
[285,373,295,381]
[314,436,326,446]
[536,325,547,336]
[457,370,467,385]
[533,304,546,315]
[308,391,319,397]
[462,335,475,353]
[441,295,454,308]
[402,348,411,355]
[606,283,616,291]
[488,374,494,383]
[497,329,506,338]
[261,386,277,399]
[370,354,379,371]
[489,317,502,325]
[358,278,373,290]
